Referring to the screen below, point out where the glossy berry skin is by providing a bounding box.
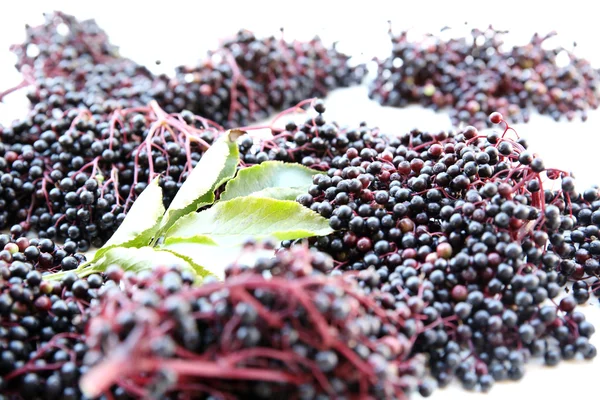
[489,112,503,124]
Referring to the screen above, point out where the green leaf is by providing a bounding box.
[160,238,276,280]
[160,241,230,279]
[166,235,219,246]
[243,187,309,201]
[44,246,214,281]
[219,161,318,201]
[93,177,165,262]
[99,246,212,276]
[164,197,333,246]
[156,129,243,236]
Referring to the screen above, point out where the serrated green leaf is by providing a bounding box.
[156,129,243,237]
[164,197,333,246]
[160,238,276,280]
[220,161,317,201]
[92,178,165,262]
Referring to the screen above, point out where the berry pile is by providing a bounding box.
[0,234,96,399]
[0,10,598,400]
[369,26,600,127]
[80,245,425,399]
[10,11,118,74]
[557,189,600,304]
[0,11,365,249]
[0,96,393,252]
[167,30,365,127]
[0,234,85,273]
[0,101,220,250]
[6,12,363,129]
[291,109,597,391]
[238,99,390,171]
[6,11,161,112]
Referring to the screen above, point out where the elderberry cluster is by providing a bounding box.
[0,234,104,399]
[7,12,363,129]
[552,188,600,305]
[370,26,600,127]
[0,102,219,250]
[289,109,596,392]
[168,30,365,127]
[81,245,426,399]
[0,234,85,273]
[7,11,162,113]
[238,99,391,171]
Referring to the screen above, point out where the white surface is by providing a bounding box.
[1,1,599,398]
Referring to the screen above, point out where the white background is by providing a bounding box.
[0,1,599,399]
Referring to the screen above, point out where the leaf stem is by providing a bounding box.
[43,259,96,281]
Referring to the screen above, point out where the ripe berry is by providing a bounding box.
[489,112,503,124]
